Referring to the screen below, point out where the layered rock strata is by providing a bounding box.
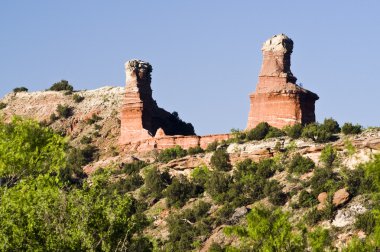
[120,60,195,145]
[247,34,319,129]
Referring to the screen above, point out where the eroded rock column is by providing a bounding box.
[120,60,154,144]
[247,34,319,129]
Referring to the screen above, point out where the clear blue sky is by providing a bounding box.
[1,1,379,135]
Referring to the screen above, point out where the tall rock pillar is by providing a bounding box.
[120,60,195,145]
[120,60,154,144]
[247,34,319,129]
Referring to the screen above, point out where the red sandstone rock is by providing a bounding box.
[120,60,195,145]
[317,192,328,211]
[247,34,319,129]
[333,188,350,207]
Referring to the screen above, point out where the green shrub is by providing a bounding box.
[49,113,58,122]
[49,80,73,91]
[205,171,232,202]
[230,128,246,143]
[322,118,340,134]
[56,104,73,118]
[302,123,334,143]
[208,243,226,252]
[308,227,332,251]
[310,168,339,196]
[288,153,315,174]
[355,211,376,234]
[214,203,235,226]
[0,102,7,110]
[246,122,270,141]
[80,145,99,164]
[225,206,304,251]
[86,113,103,125]
[283,123,303,139]
[305,202,335,225]
[210,148,231,171]
[13,87,28,93]
[157,145,187,163]
[120,160,147,175]
[73,94,84,103]
[80,136,92,144]
[165,201,211,251]
[94,124,102,131]
[165,176,199,208]
[187,145,204,155]
[320,144,337,168]
[342,122,362,135]
[265,126,286,139]
[298,190,318,208]
[191,166,210,187]
[143,168,171,199]
[264,180,287,205]
[206,141,218,152]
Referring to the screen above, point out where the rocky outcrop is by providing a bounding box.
[120,60,195,145]
[247,34,319,129]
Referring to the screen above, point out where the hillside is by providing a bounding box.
[1,87,380,251]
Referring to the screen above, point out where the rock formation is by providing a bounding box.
[247,34,319,129]
[120,60,195,145]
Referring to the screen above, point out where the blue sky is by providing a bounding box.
[1,1,379,135]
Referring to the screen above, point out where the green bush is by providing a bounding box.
[342,122,362,135]
[283,123,303,139]
[187,145,204,155]
[298,190,318,208]
[191,166,210,187]
[49,80,73,91]
[13,86,28,93]
[310,168,340,196]
[302,123,334,143]
[264,180,287,205]
[80,136,92,144]
[143,168,171,199]
[157,145,187,163]
[0,102,6,109]
[80,145,99,164]
[225,206,304,251]
[265,126,286,139]
[73,94,84,103]
[320,144,337,168]
[50,113,58,122]
[288,153,315,174]
[206,141,218,152]
[165,201,211,251]
[165,176,199,208]
[120,160,147,175]
[86,113,103,125]
[355,211,376,234]
[56,104,73,118]
[246,122,270,141]
[230,128,246,143]
[308,227,332,251]
[322,118,340,134]
[210,148,231,171]
[205,171,232,202]
[214,203,235,226]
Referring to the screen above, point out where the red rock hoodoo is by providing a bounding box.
[120,60,195,145]
[247,34,319,129]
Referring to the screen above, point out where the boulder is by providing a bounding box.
[333,188,350,207]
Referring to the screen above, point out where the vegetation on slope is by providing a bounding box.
[0,116,379,251]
